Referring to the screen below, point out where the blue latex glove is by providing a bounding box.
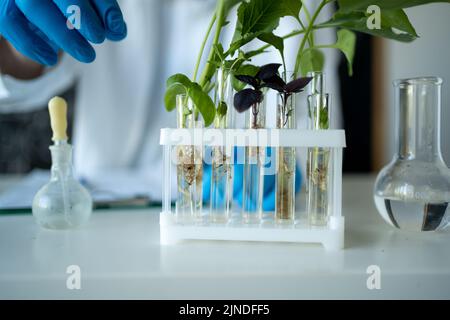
[203,148,302,211]
[0,0,127,65]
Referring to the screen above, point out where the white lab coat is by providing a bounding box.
[0,0,341,200]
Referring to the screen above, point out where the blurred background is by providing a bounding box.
[0,2,449,174]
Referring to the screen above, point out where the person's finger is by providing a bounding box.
[0,1,57,65]
[53,0,105,44]
[90,0,127,41]
[15,0,95,63]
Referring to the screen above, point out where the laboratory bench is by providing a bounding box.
[0,174,449,299]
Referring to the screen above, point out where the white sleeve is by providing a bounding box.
[0,55,79,114]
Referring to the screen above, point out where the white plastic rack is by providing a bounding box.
[160,128,346,250]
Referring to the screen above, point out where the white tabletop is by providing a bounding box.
[0,175,449,299]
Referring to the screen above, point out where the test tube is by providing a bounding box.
[242,100,266,223]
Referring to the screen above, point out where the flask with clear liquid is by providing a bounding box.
[32,97,93,229]
[374,77,450,232]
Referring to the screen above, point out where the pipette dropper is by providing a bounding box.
[48,97,71,224]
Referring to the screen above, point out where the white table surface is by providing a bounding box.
[0,175,449,299]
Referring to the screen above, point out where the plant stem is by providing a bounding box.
[258,29,307,52]
[256,24,327,53]
[294,0,330,74]
[193,14,217,82]
[199,0,226,89]
[302,2,312,23]
[301,2,314,45]
[296,17,312,48]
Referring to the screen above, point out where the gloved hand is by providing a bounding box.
[203,148,302,211]
[0,0,127,65]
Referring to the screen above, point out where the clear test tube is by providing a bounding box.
[175,95,203,224]
[210,67,235,223]
[307,93,332,226]
[275,93,297,224]
[242,100,266,224]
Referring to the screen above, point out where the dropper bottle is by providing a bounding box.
[32,97,92,229]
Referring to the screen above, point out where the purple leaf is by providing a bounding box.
[256,63,282,81]
[235,75,259,89]
[285,77,313,93]
[234,89,263,113]
[262,75,286,92]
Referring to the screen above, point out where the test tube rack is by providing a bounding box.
[160,128,346,251]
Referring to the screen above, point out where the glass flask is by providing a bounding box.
[32,143,93,229]
[307,93,332,226]
[176,94,204,224]
[374,77,450,231]
[242,99,266,224]
[210,67,235,223]
[275,91,297,224]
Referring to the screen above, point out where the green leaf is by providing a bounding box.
[279,0,302,20]
[242,48,268,60]
[214,44,226,62]
[382,9,418,37]
[232,64,259,91]
[164,74,192,111]
[239,0,284,35]
[332,29,356,76]
[208,44,226,69]
[299,48,325,76]
[230,0,287,54]
[166,73,192,88]
[319,107,329,129]
[324,9,418,42]
[217,101,228,117]
[224,0,245,13]
[258,32,284,54]
[165,84,186,112]
[257,32,285,68]
[228,33,258,55]
[187,83,216,127]
[338,0,450,12]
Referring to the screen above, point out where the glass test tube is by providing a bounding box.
[307,93,331,226]
[242,100,266,223]
[175,95,203,223]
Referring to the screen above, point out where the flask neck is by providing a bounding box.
[50,142,73,179]
[394,78,443,162]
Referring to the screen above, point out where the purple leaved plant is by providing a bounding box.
[234,63,312,127]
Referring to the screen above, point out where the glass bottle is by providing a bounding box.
[33,143,93,229]
[275,89,297,224]
[307,93,332,226]
[242,98,266,224]
[374,77,450,231]
[210,67,235,223]
[33,97,92,229]
[176,95,203,224]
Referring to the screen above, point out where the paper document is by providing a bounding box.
[0,169,156,210]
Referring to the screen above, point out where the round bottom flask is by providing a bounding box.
[33,143,92,229]
[374,77,450,232]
